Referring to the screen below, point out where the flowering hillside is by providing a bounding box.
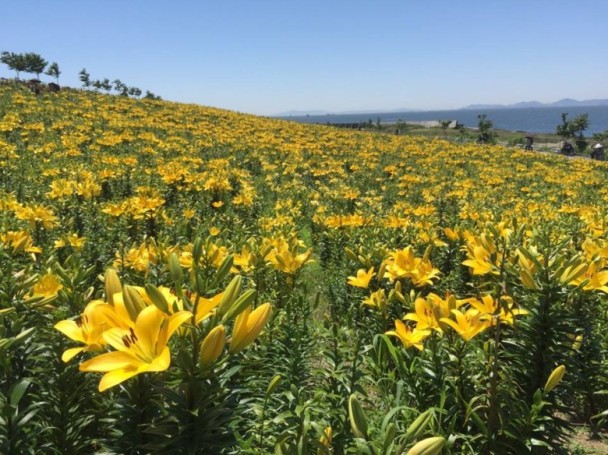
[0,84,607,453]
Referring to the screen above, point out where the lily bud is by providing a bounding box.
[144,284,169,314]
[199,325,226,369]
[519,269,538,290]
[104,268,122,305]
[122,285,146,321]
[395,280,402,294]
[13,235,29,254]
[407,436,446,455]
[348,394,368,439]
[377,260,387,281]
[214,254,234,284]
[572,334,583,351]
[404,409,433,443]
[544,365,566,394]
[345,247,358,262]
[192,237,204,265]
[169,253,183,283]
[394,289,407,306]
[222,289,257,323]
[266,374,281,395]
[229,303,271,353]
[218,275,242,317]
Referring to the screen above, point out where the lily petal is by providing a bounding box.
[61,347,84,363]
[134,306,165,359]
[103,328,132,353]
[158,310,192,349]
[99,367,140,392]
[80,350,138,372]
[54,320,86,343]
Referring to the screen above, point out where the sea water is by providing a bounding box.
[280,106,608,135]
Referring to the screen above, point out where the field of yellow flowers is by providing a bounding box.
[1,83,607,454]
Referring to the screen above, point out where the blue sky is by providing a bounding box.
[1,1,606,115]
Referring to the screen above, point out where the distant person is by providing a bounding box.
[524,135,534,151]
[561,141,575,156]
[591,143,605,161]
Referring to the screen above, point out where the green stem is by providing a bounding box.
[486,236,508,450]
[349,305,364,393]
[258,395,269,445]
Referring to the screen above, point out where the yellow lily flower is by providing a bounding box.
[386,320,430,351]
[194,290,225,324]
[54,300,119,362]
[79,306,191,392]
[317,426,333,455]
[404,293,459,333]
[384,246,417,280]
[467,294,528,326]
[362,289,387,312]
[267,248,314,275]
[404,297,441,332]
[440,309,489,341]
[571,261,608,293]
[384,246,440,287]
[409,260,441,287]
[29,272,63,301]
[347,267,375,289]
[232,245,255,272]
[229,303,272,353]
[462,245,495,275]
[444,227,461,241]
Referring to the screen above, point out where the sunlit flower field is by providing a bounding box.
[1,83,607,454]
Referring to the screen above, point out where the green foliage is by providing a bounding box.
[79,68,91,88]
[23,53,47,79]
[556,113,589,152]
[1,51,28,79]
[45,62,61,83]
[476,114,495,144]
[0,52,49,80]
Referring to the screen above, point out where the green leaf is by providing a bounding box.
[9,379,30,406]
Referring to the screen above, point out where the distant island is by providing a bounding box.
[463,98,608,109]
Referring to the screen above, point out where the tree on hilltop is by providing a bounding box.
[1,51,28,79]
[23,53,47,80]
[100,78,112,92]
[128,86,142,98]
[45,62,61,83]
[144,90,161,100]
[113,79,129,96]
[79,68,91,88]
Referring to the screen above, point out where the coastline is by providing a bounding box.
[279,105,608,136]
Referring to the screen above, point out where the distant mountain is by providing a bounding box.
[463,98,608,109]
[463,104,506,110]
[339,108,418,114]
[549,98,579,107]
[511,101,545,108]
[275,107,418,117]
[549,98,608,107]
[277,110,330,116]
